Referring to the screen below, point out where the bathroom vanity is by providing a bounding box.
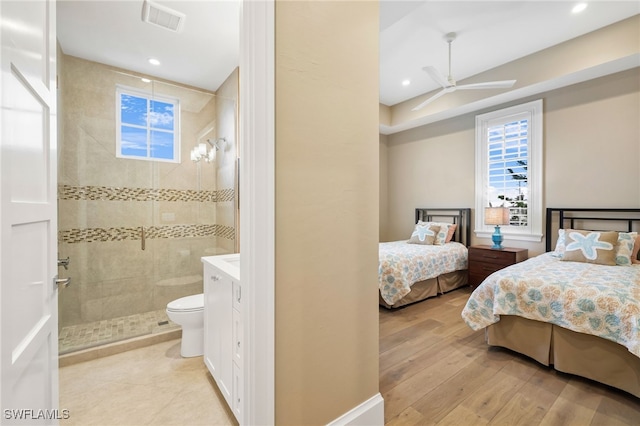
[202,254,242,423]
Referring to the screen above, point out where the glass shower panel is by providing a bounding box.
[57,59,236,354]
[147,78,219,320]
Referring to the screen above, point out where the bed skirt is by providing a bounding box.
[379,270,467,309]
[486,315,640,398]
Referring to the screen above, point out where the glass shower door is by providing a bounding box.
[57,61,236,354]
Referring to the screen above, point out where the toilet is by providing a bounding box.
[166,293,204,357]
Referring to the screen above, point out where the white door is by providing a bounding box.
[1,1,60,424]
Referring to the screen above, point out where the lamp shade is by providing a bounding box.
[485,207,510,226]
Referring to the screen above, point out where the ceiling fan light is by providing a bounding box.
[412,34,517,111]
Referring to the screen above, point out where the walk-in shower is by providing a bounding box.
[57,55,238,354]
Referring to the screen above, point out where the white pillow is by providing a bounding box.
[551,229,566,258]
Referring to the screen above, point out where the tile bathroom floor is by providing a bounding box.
[59,339,237,426]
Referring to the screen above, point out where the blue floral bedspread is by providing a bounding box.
[379,241,468,306]
[461,252,640,358]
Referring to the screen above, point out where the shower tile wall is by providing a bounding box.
[215,68,239,254]
[58,55,237,330]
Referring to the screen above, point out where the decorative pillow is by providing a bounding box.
[445,223,458,243]
[632,234,640,264]
[551,229,567,258]
[616,232,638,266]
[408,223,440,245]
[561,230,618,265]
[417,221,456,245]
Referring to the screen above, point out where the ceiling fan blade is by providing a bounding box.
[411,88,448,111]
[422,66,449,89]
[455,80,516,90]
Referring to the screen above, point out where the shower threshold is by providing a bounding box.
[58,309,179,355]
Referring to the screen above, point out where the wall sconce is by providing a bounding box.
[485,207,510,250]
[191,138,226,163]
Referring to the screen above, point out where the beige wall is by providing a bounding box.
[275,1,380,424]
[380,134,389,242]
[57,55,236,330]
[382,67,640,256]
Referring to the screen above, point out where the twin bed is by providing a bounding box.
[379,208,471,308]
[462,208,640,398]
[381,207,640,398]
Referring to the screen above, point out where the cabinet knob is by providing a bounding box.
[211,275,221,281]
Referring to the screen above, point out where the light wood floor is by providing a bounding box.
[380,286,640,426]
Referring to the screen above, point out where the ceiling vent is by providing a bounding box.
[141,0,185,33]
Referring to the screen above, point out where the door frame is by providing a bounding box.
[239,1,275,424]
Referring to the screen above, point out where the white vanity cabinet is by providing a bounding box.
[231,280,243,420]
[202,254,242,424]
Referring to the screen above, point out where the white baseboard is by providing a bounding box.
[326,393,384,426]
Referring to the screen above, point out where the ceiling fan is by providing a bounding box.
[412,32,516,111]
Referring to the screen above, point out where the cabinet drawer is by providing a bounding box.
[232,308,242,367]
[233,281,241,312]
[469,262,507,276]
[233,362,243,424]
[467,245,528,286]
[468,248,515,266]
[468,272,490,286]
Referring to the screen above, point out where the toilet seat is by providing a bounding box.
[166,293,204,312]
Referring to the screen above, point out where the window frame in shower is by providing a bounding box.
[115,85,181,163]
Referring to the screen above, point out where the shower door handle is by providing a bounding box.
[53,275,71,290]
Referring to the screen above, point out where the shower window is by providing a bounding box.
[116,85,180,162]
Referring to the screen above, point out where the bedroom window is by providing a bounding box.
[474,99,543,242]
[116,86,180,162]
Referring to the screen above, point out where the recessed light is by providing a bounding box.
[572,2,587,14]
[141,78,151,83]
[148,58,161,66]
[402,79,411,86]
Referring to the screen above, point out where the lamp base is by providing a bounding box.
[491,225,504,250]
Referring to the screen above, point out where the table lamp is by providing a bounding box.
[485,207,510,250]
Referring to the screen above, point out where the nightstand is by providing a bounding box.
[468,245,528,286]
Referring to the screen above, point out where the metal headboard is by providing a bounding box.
[415,208,471,247]
[545,208,640,252]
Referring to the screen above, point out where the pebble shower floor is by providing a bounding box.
[58,309,179,354]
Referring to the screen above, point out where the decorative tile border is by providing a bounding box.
[216,188,235,202]
[59,224,236,244]
[58,184,234,203]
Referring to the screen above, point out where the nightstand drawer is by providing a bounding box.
[469,247,516,267]
[468,272,496,286]
[467,245,528,286]
[468,262,509,277]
